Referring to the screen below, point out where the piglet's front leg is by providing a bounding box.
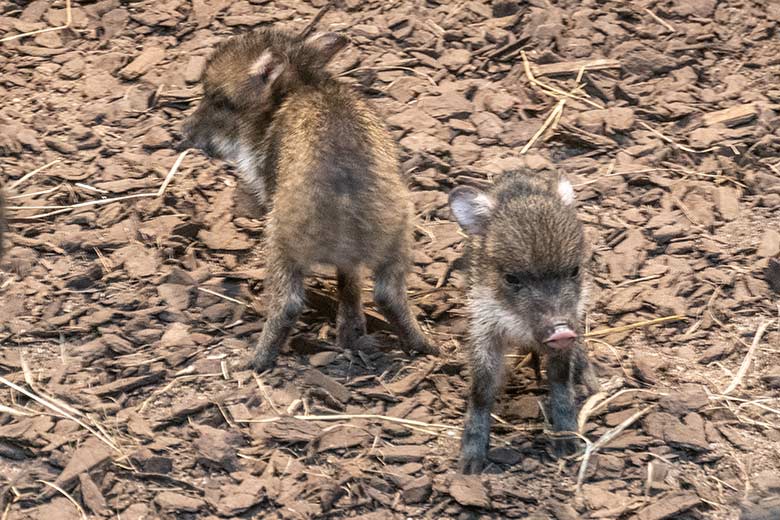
[546,349,579,457]
[459,335,505,474]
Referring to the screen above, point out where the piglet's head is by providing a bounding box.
[448,175,586,350]
[181,29,349,160]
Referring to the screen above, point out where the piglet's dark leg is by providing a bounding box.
[459,337,504,474]
[546,349,579,456]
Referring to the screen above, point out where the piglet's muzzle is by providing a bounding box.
[544,325,577,350]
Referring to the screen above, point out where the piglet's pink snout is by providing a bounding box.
[544,327,576,349]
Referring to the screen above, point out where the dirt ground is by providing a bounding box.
[1,0,780,519]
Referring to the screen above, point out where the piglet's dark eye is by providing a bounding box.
[504,273,521,285]
[571,266,580,278]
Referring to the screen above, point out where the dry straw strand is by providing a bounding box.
[520,99,566,155]
[0,376,121,454]
[20,352,83,418]
[722,319,773,395]
[8,185,63,200]
[0,0,72,43]
[519,56,601,154]
[36,480,87,520]
[576,404,656,494]
[643,8,676,32]
[8,160,61,191]
[584,314,687,338]
[639,121,720,154]
[157,149,191,196]
[236,413,463,432]
[10,150,191,219]
[521,51,602,108]
[0,404,32,417]
[197,286,249,307]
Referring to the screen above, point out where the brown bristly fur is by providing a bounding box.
[182,28,437,371]
[448,169,599,474]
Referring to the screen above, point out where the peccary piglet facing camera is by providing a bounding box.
[448,170,600,474]
[182,28,437,371]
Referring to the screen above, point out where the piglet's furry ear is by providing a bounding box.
[448,186,495,235]
[247,50,284,89]
[305,32,350,64]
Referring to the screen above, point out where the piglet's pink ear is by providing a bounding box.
[305,32,350,64]
[247,50,284,89]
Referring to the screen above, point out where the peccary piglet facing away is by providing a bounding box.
[182,28,437,370]
[448,170,599,474]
